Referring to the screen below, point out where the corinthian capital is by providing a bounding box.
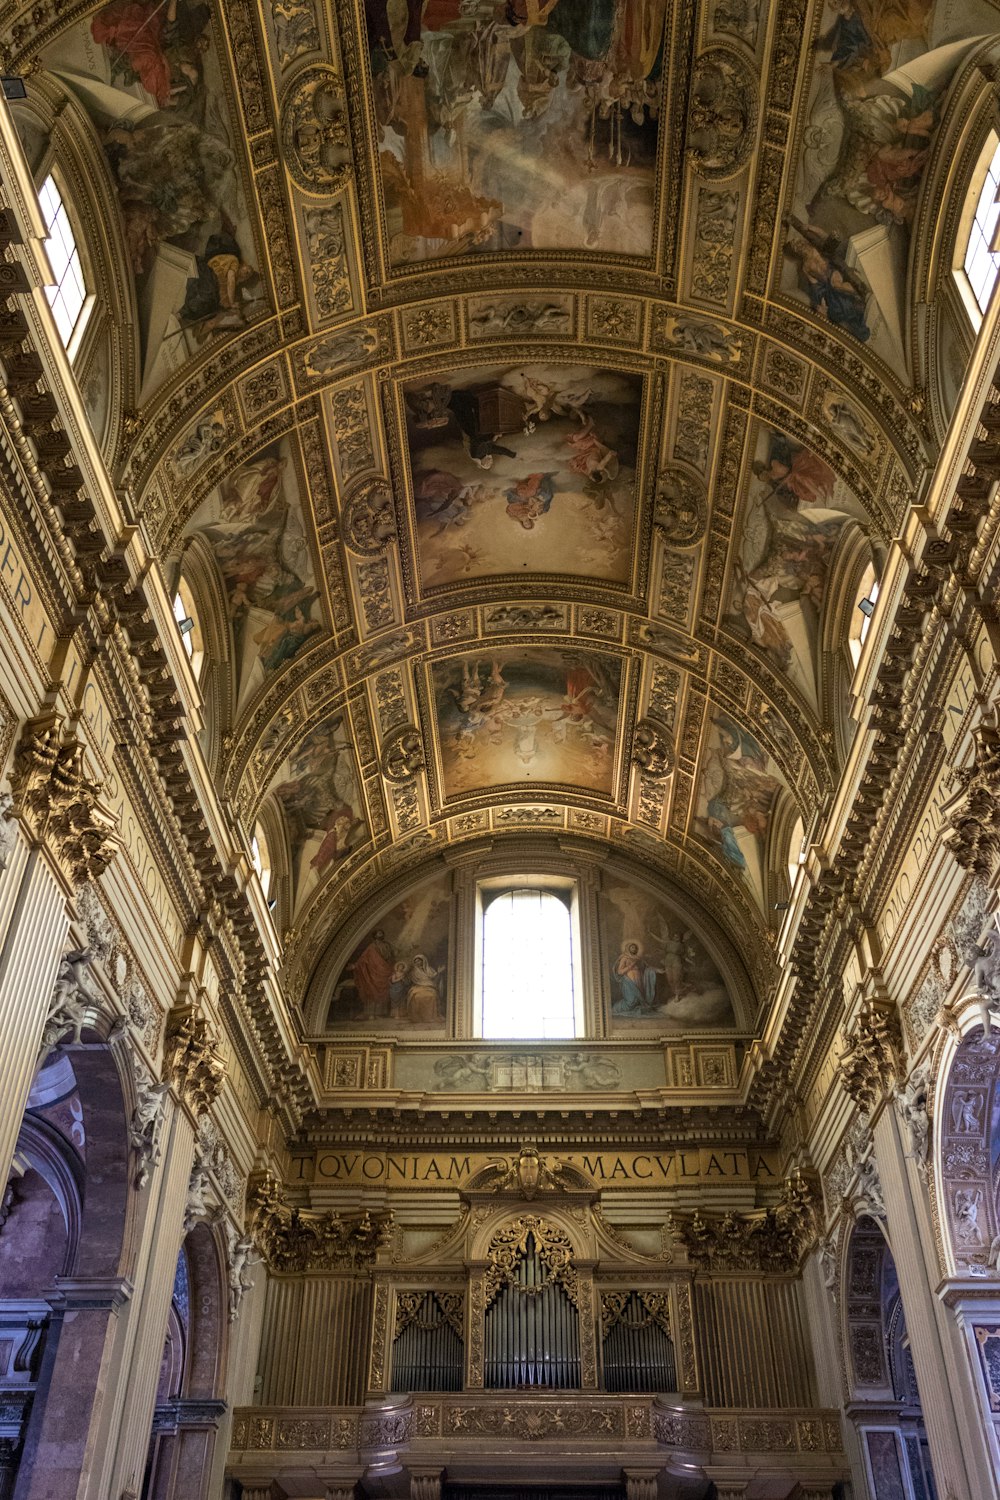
[163,1005,227,1116]
[9,713,120,887]
[839,997,903,1113]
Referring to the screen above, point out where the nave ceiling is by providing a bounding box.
[2,0,994,1034]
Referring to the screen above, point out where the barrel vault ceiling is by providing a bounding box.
[5,0,988,1017]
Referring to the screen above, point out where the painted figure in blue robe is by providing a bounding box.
[611,941,658,1014]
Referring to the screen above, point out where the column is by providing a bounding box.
[0,843,67,1186]
[872,1104,998,1498]
[94,1102,196,1500]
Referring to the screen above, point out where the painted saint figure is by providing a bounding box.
[612,941,658,1014]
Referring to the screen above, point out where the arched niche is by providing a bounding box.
[6,72,134,457]
[935,1029,1000,1275]
[840,1217,938,1500]
[911,38,1000,442]
[141,1221,229,1500]
[0,1039,132,1498]
[171,533,236,779]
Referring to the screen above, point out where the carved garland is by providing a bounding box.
[484,1215,579,1309]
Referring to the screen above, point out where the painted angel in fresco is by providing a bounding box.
[701,716,781,870]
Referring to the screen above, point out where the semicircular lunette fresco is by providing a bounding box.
[363,0,667,265]
[182,440,327,713]
[41,1,266,398]
[694,708,789,913]
[599,872,738,1033]
[323,872,452,1033]
[429,646,624,801]
[724,424,872,712]
[783,0,998,373]
[403,364,643,591]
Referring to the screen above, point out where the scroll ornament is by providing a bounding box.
[246,1172,392,1272]
[484,1214,579,1308]
[600,1291,671,1337]
[10,714,121,886]
[671,1171,817,1273]
[838,998,903,1113]
[163,1005,227,1116]
[395,1290,464,1338]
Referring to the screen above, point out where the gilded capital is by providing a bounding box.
[9,713,121,887]
[838,997,902,1113]
[163,1004,227,1116]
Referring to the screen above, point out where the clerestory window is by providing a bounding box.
[38,174,90,352]
[477,883,581,1040]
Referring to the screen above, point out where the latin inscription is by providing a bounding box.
[296,1148,780,1187]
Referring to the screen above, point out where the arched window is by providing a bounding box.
[787,814,805,887]
[959,133,1000,323]
[478,885,581,1039]
[251,824,272,900]
[172,579,204,679]
[849,563,879,668]
[37,174,90,353]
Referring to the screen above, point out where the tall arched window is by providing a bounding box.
[38,174,90,353]
[478,885,580,1039]
[960,133,1000,322]
[172,579,204,679]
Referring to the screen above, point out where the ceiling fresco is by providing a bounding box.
[6,0,992,1026]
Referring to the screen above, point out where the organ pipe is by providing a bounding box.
[600,1291,676,1393]
[390,1291,463,1393]
[483,1232,581,1389]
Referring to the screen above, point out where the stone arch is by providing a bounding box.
[935,1028,1000,1275]
[140,1220,230,1500]
[840,1216,938,1499]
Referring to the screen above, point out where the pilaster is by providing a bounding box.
[0,841,68,1185]
[92,1102,197,1500]
[871,1103,998,1498]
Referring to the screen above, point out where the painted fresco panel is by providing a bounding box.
[695,712,784,909]
[364,0,667,265]
[185,441,325,708]
[783,2,998,370]
[431,647,622,798]
[44,2,265,396]
[724,425,869,709]
[405,364,642,588]
[599,874,736,1032]
[267,714,367,904]
[325,874,451,1032]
